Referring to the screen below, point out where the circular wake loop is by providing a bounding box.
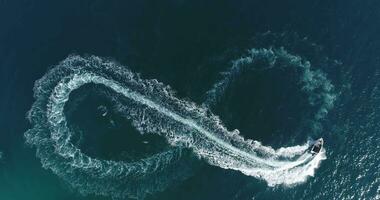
[204,47,336,126]
[25,47,334,198]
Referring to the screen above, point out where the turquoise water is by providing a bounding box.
[1,0,380,199]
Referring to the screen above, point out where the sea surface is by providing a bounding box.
[1,1,380,200]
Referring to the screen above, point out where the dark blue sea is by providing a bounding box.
[1,0,380,199]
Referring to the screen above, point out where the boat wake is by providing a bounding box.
[25,48,333,198]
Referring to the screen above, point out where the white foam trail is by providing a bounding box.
[199,47,332,185]
[51,73,303,168]
[26,54,329,198]
[204,48,336,123]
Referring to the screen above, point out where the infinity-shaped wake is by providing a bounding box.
[25,48,333,199]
